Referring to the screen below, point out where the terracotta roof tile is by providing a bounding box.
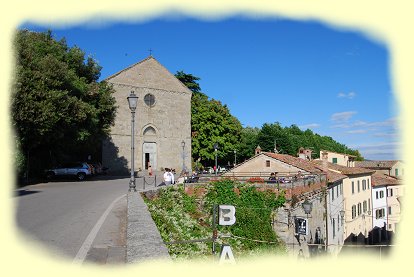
[325,171,348,183]
[312,160,375,176]
[320,150,357,157]
[262,152,323,173]
[371,172,401,187]
[355,160,398,169]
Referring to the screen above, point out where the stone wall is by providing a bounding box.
[102,57,192,174]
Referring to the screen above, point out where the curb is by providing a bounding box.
[126,191,170,263]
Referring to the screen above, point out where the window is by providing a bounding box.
[388,206,392,215]
[389,188,393,197]
[368,198,371,211]
[340,183,343,195]
[332,158,338,164]
[336,185,339,198]
[358,180,360,192]
[363,200,367,213]
[380,191,384,198]
[144,93,156,107]
[357,203,362,216]
[337,215,340,231]
[376,191,379,199]
[352,205,356,219]
[368,179,370,189]
[376,208,385,219]
[332,188,334,201]
[352,181,355,194]
[362,180,366,191]
[395,168,399,176]
[332,218,336,238]
[266,160,270,167]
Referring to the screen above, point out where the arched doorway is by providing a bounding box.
[142,126,157,170]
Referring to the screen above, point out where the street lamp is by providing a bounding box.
[302,199,313,216]
[127,91,138,192]
[234,149,237,167]
[340,210,345,225]
[181,140,186,173]
[214,143,218,176]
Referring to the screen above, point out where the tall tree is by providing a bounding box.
[175,71,242,167]
[237,126,260,162]
[12,30,117,180]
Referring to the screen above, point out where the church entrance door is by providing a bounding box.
[143,142,157,170]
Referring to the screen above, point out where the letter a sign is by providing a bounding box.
[219,245,236,265]
[218,205,236,226]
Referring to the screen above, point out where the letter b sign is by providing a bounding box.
[218,205,236,226]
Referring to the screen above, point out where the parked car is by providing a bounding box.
[45,162,93,181]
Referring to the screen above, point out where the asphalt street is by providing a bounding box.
[15,176,131,264]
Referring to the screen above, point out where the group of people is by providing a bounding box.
[162,168,175,185]
[268,171,303,183]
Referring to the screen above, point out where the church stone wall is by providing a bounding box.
[102,57,192,175]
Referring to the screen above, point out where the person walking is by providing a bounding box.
[169,168,175,185]
[163,168,172,185]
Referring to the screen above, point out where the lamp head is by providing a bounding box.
[127,91,138,112]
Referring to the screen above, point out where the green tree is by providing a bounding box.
[236,126,260,162]
[256,121,363,159]
[175,71,242,166]
[12,30,116,181]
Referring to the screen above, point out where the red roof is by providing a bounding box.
[355,160,399,169]
[312,160,375,176]
[262,152,323,173]
[371,172,401,187]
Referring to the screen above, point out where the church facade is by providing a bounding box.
[102,56,192,174]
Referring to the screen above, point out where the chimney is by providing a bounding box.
[255,145,262,155]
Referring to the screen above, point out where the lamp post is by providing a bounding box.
[214,143,218,176]
[234,149,237,167]
[127,91,138,192]
[340,210,345,225]
[302,199,313,216]
[181,140,186,173]
[302,199,313,243]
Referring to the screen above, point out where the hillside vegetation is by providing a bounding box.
[142,180,287,260]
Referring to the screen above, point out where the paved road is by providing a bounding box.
[15,177,130,264]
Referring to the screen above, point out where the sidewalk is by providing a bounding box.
[84,175,171,264]
[126,191,170,263]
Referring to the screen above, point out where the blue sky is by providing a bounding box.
[20,16,399,160]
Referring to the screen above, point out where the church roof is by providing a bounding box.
[105,56,192,94]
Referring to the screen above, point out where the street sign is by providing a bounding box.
[219,245,236,265]
[218,205,236,226]
[294,217,308,236]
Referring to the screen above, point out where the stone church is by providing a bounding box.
[102,56,192,174]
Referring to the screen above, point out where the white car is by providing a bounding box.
[45,162,93,181]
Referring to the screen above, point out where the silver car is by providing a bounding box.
[45,162,92,181]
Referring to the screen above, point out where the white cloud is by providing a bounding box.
[330,117,398,130]
[373,132,399,138]
[337,91,356,99]
[331,111,357,122]
[299,123,320,130]
[346,129,367,134]
[349,141,401,160]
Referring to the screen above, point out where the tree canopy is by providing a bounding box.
[175,71,242,168]
[252,122,362,160]
[12,30,116,179]
[175,70,362,167]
